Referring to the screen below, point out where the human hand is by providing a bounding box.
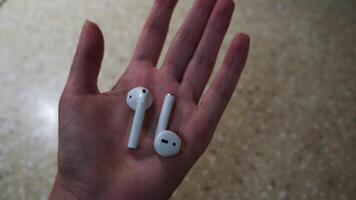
[50,0,249,199]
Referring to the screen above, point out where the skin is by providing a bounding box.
[49,0,250,199]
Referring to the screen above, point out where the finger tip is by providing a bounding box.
[80,19,104,46]
[75,19,105,65]
[84,19,92,25]
[83,19,101,33]
[232,33,250,55]
[83,19,96,31]
[225,33,250,68]
[235,33,250,45]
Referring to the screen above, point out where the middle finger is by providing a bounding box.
[161,0,218,82]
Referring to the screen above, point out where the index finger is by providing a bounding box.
[130,0,178,67]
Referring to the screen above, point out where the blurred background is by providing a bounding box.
[0,0,355,199]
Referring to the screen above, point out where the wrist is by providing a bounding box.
[49,173,117,200]
[49,175,81,200]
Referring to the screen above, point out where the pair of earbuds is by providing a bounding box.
[126,87,181,157]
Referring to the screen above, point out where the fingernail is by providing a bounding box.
[84,19,92,27]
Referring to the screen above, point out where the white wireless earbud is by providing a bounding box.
[127,87,153,149]
[154,94,181,157]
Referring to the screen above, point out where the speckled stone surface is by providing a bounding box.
[1,0,355,199]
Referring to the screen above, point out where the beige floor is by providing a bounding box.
[1,0,356,199]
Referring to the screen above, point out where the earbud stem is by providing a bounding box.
[155,94,175,137]
[128,94,147,149]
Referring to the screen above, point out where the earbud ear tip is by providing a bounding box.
[127,87,153,110]
[154,130,181,157]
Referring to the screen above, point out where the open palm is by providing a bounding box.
[50,0,249,199]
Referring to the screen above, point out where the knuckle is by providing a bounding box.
[155,0,177,9]
[207,1,235,34]
[195,0,214,10]
[216,87,231,102]
[208,23,225,35]
[177,28,198,46]
[193,53,214,67]
[145,22,165,36]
